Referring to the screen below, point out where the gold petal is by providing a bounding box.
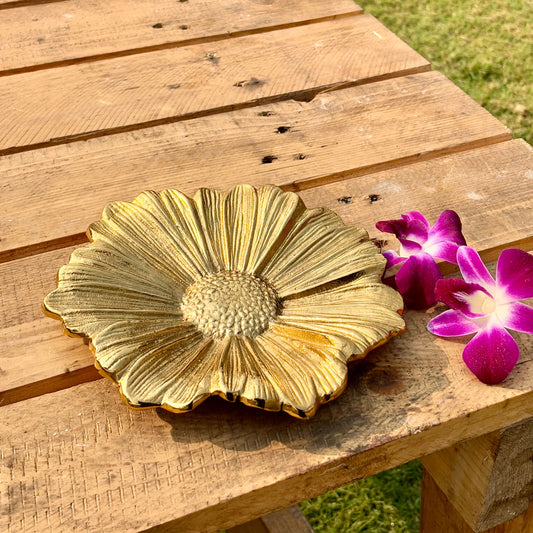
[222,184,258,270]
[193,188,227,270]
[134,190,217,275]
[244,185,305,274]
[260,207,382,297]
[65,241,181,297]
[44,287,181,339]
[253,323,348,416]
[89,200,203,286]
[159,338,229,410]
[118,328,209,408]
[91,319,197,379]
[192,185,305,274]
[280,276,405,360]
[43,240,182,338]
[214,336,280,409]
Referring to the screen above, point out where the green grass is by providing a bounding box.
[299,2,531,531]
[300,461,422,533]
[363,0,532,145]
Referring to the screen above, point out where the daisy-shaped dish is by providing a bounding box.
[44,185,405,418]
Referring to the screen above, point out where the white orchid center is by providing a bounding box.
[460,289,497,315]
[181,271,280,338]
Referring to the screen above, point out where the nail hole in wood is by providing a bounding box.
[234,77,265,88]
[205,52,220,65]
[262,155,277,164]
[152,22,163,29]
[338,196,353,204]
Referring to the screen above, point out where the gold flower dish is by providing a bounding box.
[43,185,405,419]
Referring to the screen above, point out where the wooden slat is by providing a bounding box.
[1,140,532,407]
[0,71,511,261]
[0,0,361,74]
[421,471,533,533]
[1,311,531,532]
[421,419,533,531]
[0,15,429,155]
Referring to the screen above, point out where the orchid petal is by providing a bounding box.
[375,218,407,236]
[425,241,461,264]
[427,309,480,337]
[376,217,428,245]
[403,211,430,230]
[457,246,495,289]
[399,238,425,255]
[428,210,466,246]
[496,248,533,300]
[499,301,533,334]
[462,325,520,384]
[395,253,441,309]
[434,278,493,318]
[382,250,407,269]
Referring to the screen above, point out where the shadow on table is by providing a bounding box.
[156,313,452,456]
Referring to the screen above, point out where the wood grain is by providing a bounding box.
[0,0,361,74]
[0,71,511,261]
[0,15,429,155]
[421,470,533,533]
[1,140,531,406]
[226,505,314,533]
[1,309,532,532]
[422,419,533,531]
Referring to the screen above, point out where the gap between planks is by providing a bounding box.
[1,139,531,407]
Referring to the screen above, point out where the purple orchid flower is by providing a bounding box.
[376,211,466,309]
[428,247,533,384]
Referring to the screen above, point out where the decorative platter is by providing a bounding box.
[43,184,405,418]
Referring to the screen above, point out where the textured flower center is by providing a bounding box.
[181,271,279,338]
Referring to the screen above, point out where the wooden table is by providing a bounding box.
[1,1,532,532]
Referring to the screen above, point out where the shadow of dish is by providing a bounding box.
[156,311,451,456]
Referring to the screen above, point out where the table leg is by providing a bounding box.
[227,505,314,533]
[421,418,533,532]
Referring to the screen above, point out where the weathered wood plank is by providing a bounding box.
[0,0,361,74]
[0,71,511,261]
[421,419,533,531]
[421,470,533,533]
[0,15,429,155]
[298,139,533,268]
[226,505,314,533]
[1,140,531,406]
[1,309,531,532]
